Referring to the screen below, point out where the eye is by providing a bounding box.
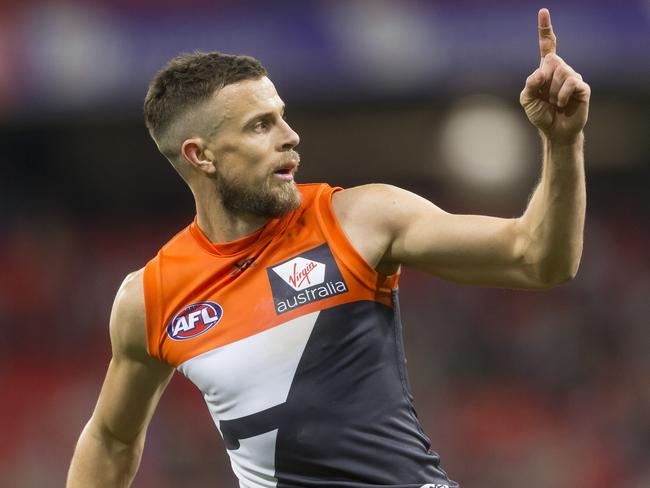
[253,119,270,133]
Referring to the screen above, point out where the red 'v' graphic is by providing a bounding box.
[289,261,317,288]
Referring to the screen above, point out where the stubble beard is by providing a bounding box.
[216,164,302,219]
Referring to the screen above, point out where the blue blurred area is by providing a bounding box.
[0,1,649,487]
[0,0,648,114]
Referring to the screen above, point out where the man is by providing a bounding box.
[67,8,589,488]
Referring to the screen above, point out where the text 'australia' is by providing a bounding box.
[276,280,348,313]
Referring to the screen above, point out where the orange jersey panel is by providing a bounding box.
[143,183,399,367]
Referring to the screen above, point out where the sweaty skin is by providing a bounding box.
[67,9,589,487]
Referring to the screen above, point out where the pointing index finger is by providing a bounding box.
[538,8,557,60]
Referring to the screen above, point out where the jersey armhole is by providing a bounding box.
[314,184,400,294]
[143,258,164,362]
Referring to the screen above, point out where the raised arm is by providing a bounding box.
[514,8,589,283]
[333,9,589,290]
[67,269,174,488]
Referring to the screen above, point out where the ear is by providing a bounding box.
[181,138,217,175]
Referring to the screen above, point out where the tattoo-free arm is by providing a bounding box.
[514,135,585,286]
[334,9,588,289]
[66,269,174,488]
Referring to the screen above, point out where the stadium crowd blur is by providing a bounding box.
[1,1,648,487]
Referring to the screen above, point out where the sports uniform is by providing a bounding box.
[144,183,458,488]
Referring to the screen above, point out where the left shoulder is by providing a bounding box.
[332,183,441,230]
[332,184,391,229]
[332,183,399,214]
[330,184,411,273]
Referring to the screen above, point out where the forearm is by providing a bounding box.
[517,132,586,286]
[67,420,144,488]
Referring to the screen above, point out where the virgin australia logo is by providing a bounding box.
[272,257,326,291]
[267,244,348,314]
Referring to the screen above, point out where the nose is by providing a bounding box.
[279,119,300,151]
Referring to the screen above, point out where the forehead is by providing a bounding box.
[213,76,283,124]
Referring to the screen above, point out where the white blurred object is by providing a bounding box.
[438,95,533,193]
[23,3,128,107]
[323,0,446,90]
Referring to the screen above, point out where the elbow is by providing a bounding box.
[515,230,583,289]
[530,254,582,289]
[513,229,581,290]
[538,267,578,289]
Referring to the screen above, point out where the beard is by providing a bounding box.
[216,153,302,219]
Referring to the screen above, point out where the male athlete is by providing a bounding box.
[67,9,589,488]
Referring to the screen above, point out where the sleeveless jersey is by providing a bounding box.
[143,183,458,488]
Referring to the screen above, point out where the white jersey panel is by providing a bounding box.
[227,429,278,488]
[177,311,319,421]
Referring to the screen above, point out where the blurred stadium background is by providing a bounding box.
[1,0,649,487]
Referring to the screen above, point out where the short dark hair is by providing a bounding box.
[144,51,267,141]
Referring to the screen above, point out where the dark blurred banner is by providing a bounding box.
[0,0,648,114]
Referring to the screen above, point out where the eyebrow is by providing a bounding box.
[242,104,286,128]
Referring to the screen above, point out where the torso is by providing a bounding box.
[141,183,456,488]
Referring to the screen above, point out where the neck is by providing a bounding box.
[193,186,269,243]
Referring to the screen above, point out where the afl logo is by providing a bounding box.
[167,301,223,341]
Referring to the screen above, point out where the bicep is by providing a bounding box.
[374,186,539,288]
[91,354,173,445]
[89,270,174,445]
[392,210,535,287]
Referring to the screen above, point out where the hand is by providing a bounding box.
[520,8,591,143]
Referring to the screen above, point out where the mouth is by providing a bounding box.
[272,158,300,182]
